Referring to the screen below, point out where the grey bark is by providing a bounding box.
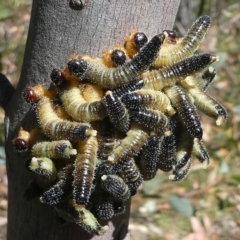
[4,0,180,239]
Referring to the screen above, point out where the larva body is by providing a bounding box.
[108,124,149,164]
[121,89,176,116]
[152,15,211,68]
[73,136,98,206]
[32,140,77,159]
[130,108,170,135]
[139,134,163,180]
[164,85,203,139]
[55,199,108,236]
[40,163,74,205]
[94,198,115,220]
[142,54,217,91]
[67,34,164,89]
[103,91,130,132]
[192,138,209,168]
[101,175,131,202]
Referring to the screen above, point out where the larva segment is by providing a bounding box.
[40,164,74,205]
[139,134,163,180]
[112,78,144,98]
[124,30,148,57]
[121,89,176,116]
[29,157,57,182]
[130,108,170,136]
[79,83,105,102]
[152,15,211,68]
[94,198,115,220]
[108,124,149,164]
[115,158,143,195]
[164,85,203,139]
[142,53,217,91]
[192,138,210,168]
[32,140,77,159]
[101,175,131,202]
[55,199,108,236]
[103,91,130,132]
[73,136,98,206]
[67,34,164,89]
[181,77,228,125]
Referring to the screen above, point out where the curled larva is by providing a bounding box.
[101,175,131,202]
[67,34,164,89]
[51,71,107,122]
[142,53,217,91]
[152,15,211,68]
[111,78,144,98]
[130,107,170,136]
[40,163,74,205]
[115,158,143,195]
[139,134,163,181]
[121,89,176,116]
[32,140,77,159]
[164,85,203,139]
[24,86,96,140]
[108,123,149,164]
[12,127,41,152]
[103,91,130,132]
[181,77,227,125]
[29,157,57,182]
[124,30,148,57]
[73,135,98,206]
[55,199,108,236]
[192,138,209,168]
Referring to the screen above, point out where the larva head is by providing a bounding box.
[23,87,39,104]
[134,32,148,50]
[12,137,29,152]
[67,59,88,78]
[50,68,64,86]
[111,49,127,66]
[163,30,177,44]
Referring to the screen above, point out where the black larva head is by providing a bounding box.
[111,49,127,66]
[50,69,64,86]
[134,32,148,50]
[68,59,88,78]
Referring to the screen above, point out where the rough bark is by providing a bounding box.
[4,0,180,239]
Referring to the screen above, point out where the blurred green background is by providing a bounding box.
[0,0,240,239]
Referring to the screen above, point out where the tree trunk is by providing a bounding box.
[4,0,180,239]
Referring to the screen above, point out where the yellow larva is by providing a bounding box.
[73,135,98,206]
[31,140,77,159]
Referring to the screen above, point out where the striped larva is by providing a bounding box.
[67,34,164,89]
[32,140,77,159]
[164,85,203,139]
[29,157,57,182]
[55,199,108,236]
[121,89,176,116]
[139,134,163,181]
[152,15,211,68]
[24,86,96,141]
[12,127,41,152]
[101,175,131,202]
[192,138,209,168]
[111,78,144,98]
[130,107,170,136]
[52,74,107,122]
[40,164,74,205]
[103,91,130,132]
[181,77,227,125]
[108,123,149,164]
[118,158,143,195]
[73,135,98,206]
[142,53,217,91]
[124,30,148,57]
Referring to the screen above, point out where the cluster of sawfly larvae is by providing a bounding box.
[12,15,227,236]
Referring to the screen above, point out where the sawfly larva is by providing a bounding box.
[103,91,130,132]
[73,135,98,206]
[101,175,131,202]
[31,140,77,159]
[67,34,164,89]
